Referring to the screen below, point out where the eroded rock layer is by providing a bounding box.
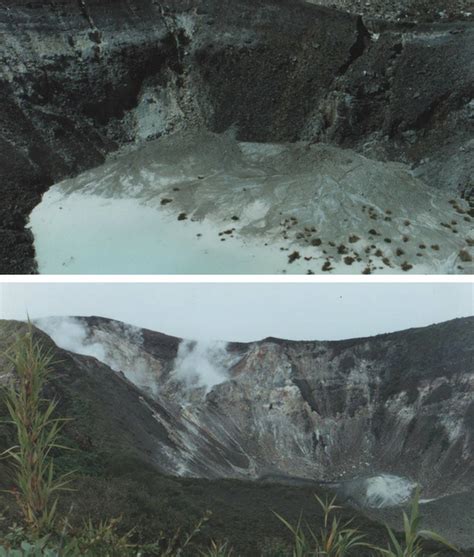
[32,315,474,500]
[1,0,473,272]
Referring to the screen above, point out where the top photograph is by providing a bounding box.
[1,0,473,275]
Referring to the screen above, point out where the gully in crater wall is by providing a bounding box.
[0,281,472,553]
[1,0,473,272]
[33,315,474,498]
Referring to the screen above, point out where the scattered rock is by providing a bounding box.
[288,251,301,263]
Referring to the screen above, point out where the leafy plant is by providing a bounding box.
[376,487,459,556]
[2,517,139,556]
[0,538,59,557]
[275,494,368,557]
[1,325,73,535]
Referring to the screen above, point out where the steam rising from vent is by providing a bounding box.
[36,317,233,396]
[172,339,232,393]
[35,317,160,397]
[36,317,107,361]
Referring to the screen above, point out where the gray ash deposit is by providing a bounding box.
[1,0,473,273]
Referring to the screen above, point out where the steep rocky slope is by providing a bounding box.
[1,0,473,272]
[1,317,473,551]
[35,315,474,495]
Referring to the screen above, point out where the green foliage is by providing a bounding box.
[1,325,73,535]
[59,517,137,557]
[275,494,368,557]
[376,488,459,557]
[0,539,59,557]
[0,513,215,556]
[0,523,58,556]
[0,498,212,556]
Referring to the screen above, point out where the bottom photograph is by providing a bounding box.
[0,282,472,557]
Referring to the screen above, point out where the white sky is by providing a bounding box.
[0,282,472,342]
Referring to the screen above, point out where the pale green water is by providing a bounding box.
[28,131,473,274]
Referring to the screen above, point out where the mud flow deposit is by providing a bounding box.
[1,0,473,273]
[29,132,473,274]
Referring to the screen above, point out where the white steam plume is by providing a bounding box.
[35,316,160,397]
[35,316,107,362]
[172,339,232,393]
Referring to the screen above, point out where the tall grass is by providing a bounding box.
[1,325,72,535]
[377,488,459,557]
[275,494,368,557]
[277,489,459,557]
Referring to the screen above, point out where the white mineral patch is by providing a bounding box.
[28,131,472,274]
[331,473,417,508]
[364,474,416,508]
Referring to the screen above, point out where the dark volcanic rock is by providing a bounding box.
[28,315,474,498]
[1,316,473,550]
[307,0,474,23]
[0,0,355,272]
[1,0,473,272]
